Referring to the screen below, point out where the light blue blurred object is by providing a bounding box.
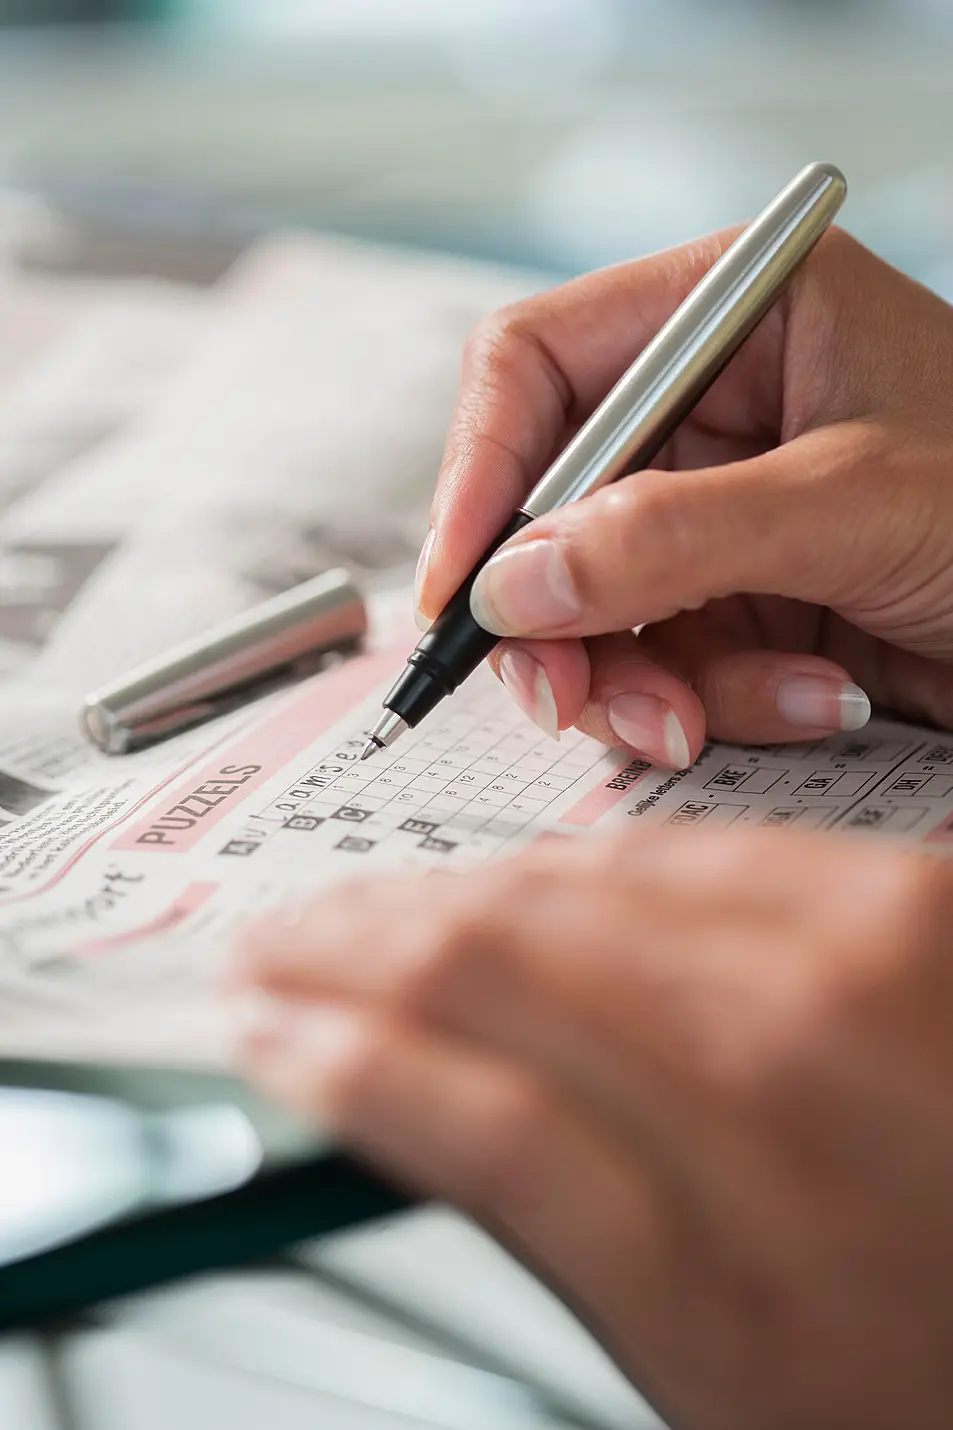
[523,117,808,270]
[0,2,951,289]
[0,1087,261,1265]
[0,1091,150,1264]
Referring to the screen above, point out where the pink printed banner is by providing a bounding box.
[561,756,652,828]
[113,649,395,853]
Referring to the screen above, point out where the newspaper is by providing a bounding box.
[0,272,207,678]
[0,231,533,1064]
[3,234,953,1070]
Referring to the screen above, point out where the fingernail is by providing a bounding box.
[499,646,560,741]
[470,539,581,636]
[414,528,436,631]
[606,693,691,769]
[232,994,361,1084]
[776,677,871,732]
[229,989,290,1054]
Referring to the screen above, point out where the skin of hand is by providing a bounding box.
[413,227,953,770]
[232,827,953,1430]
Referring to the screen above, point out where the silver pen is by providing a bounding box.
[84,568,367,754]
[363,160,847,760]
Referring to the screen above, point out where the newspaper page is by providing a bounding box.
[0,231,534,1063]
[2,637,952,1068]
[0,273,208,679]
[3,234,953,1069]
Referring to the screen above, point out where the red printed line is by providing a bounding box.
[77,881,218,955]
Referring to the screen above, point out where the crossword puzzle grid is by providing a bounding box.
[656,730,953,837]
[250,686,604,862]
[226,704,953,868]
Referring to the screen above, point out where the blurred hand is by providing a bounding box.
[233,828,953,1430]
[414,228,953,768]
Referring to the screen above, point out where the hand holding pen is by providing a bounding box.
[366,163,864,762]
[237,197,953,1430]
[383,161,953,769]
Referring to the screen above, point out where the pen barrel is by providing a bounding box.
[522,161,847,518]
[382,512,533,727]
[84,568,367,754]
[379,162,847,742]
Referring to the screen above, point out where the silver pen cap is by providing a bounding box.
[522,161,847,518]
[83,568,367,755]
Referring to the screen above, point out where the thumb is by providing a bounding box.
[468,425,883,640]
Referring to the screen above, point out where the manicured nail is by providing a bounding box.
[606,693,691,769]
[499,646,560,741]
[233,995,361,1087]
[776,677,871,732]
[229,989,289,1053]
[414,528,436,631]
[470,539,581,636]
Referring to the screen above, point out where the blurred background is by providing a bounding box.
[0,0,951,293]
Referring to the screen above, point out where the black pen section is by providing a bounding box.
[382,510,534,728]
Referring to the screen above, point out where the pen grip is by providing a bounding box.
[383,511,534,727]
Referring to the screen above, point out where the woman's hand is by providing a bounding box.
[415,228,953,769]
[232,828,953,1430]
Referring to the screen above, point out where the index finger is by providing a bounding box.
[420,227,744,621]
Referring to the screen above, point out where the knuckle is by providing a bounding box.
[462,306,527,381]
[619,476,686,548]
[385,898,491,1018]
[468,1075,555,1213]
[383,856,552,1020]
[462,303,572,425]
[318,1019,392,1121]
[570,478,701,612]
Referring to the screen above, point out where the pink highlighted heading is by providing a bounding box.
[114,649,395,853]
[561,755,652,827]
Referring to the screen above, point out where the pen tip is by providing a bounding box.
[362,711,408,757]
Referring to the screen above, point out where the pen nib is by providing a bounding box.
[362,711,409,759]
